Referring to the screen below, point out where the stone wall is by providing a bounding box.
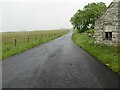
[95,0,120,45]
[118,0,120,45]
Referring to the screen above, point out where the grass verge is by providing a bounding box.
[72,33,120,75]
[2,31,68,60]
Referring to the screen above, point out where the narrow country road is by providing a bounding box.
[2,31,119,88]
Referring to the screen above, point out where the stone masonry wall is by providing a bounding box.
[95,1,120,45]
[118,0,120,44]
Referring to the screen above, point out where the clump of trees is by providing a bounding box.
[70,2,107,33]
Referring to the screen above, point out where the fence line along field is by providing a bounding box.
[1,30,68,60]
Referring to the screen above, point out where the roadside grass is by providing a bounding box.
[72,33,120,75]
[1,30,68,60]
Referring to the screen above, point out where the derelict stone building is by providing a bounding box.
[94,0,120,45]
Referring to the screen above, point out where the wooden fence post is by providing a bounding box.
[15,39,17,47]
[28,37,29,43]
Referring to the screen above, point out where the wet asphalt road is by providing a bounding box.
[2,31,119,88]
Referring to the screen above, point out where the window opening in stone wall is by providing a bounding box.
[105,32,112,40]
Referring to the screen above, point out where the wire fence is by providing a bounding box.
[2,32,67,53]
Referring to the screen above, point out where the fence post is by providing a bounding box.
[28,37,29,43]
[15,39,17,47]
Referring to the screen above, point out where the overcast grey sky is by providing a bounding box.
[1,0,113,32]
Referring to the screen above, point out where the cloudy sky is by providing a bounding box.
[1,0,113,32]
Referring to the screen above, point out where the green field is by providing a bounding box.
[1,30,68,60]
[72,33,120,75]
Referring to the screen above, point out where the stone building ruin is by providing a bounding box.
[94,0,120,45]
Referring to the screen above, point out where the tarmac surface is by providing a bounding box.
[2,31,119,88]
